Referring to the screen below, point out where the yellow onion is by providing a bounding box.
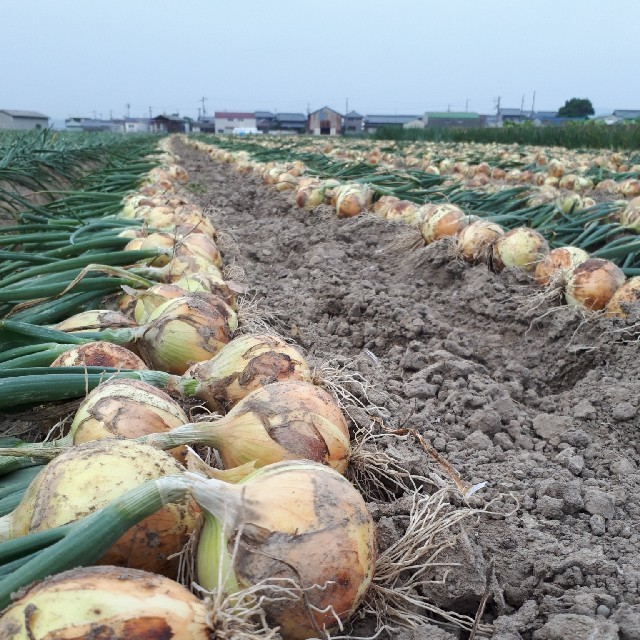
[172,205,217,239]
[604,276,640,317]
[372,195,400,218]
[386,200,419,224]
[139,294,235,374]
[69,378,189,464]
[594,178,618,194]
[492,227,549,273]
[50,342,147,370]
[333,184,373,218]
[456,220,505,264]
[619,178,640,198]
[121,194,153,218]
[186,334,312,410]
[125,231,175,266]
[534,246,590,286]
[168,164,189,183]
[192,460,376,640]
[0,440,199,575]
[295,184,326,209]
[175,272,238,309]
[620,204,640,232]
[274,172,298,191]
[420,204,469,244]
[116,226,141,239]
[174,232,222,267]
[0,566,209,640]
[162,254,224,281]
[556,193,585,214]
[565,258,626,311]
[140,205,176,226]
[55,310,137,333]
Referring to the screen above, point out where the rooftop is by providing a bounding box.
[214,112,255,119]
[1,109,49,119]
[275,113,307,122]
[364,115,420,125]
[426,111,480,119]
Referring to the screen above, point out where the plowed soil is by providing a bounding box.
[173,139,640,640]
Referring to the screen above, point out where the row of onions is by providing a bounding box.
[186,137,640,317]
[0,138,479,638]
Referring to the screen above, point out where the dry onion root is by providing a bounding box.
[0,440,200,576]
[0,566,210,640]
[565,258,626,311]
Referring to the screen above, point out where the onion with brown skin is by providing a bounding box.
[565,259,626,311]
[604,276,640,317]
[372,195,400,218]
[0,566,210,640]
[420,204,469,244]
[456,220,505,265]
[55,310,136,333]
[193,460,376,640]
[0,440,200,576]
[491,227,549,273]
[534,246,590,286]
[50,342,147,370]
[386,200,419,224]
[333,184,373,218]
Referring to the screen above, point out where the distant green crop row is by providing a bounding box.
[373,123,640,150]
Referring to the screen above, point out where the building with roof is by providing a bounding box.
[424,112,481,128]
[65,117,122,132]
[363,115,420,133]
[122,117,151,133]
[151,115,190,134]
[273,113,307,134]
[498,108,529,125]
[308,106,343,136]
[255,111,276,133]
[613,110,640,122]
[344,111,363,135]
[403,118,425,129]
[214,112,256,134]
[0,110,49,130]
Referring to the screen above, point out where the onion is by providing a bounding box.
[620,203,640,232]
[565,259,626,311]
[386,200,419,224]
[295,184,326,209]
[456,220,505,264]
[604,276,640,317]
[420,204,469,244]
[0,566,209,639]
[125,232,175,266]
[50,342,147,370]
[174,232,223,267]
[174,272,238,309]
[534,246,590,286]
[55,310,136,333]
[372,195,400,218]
[0,440,199,575]
[333,184,373,218]
[491,227,549,273]
[140,294,235,374]
[192,460,376,639]
[186,334,312,410]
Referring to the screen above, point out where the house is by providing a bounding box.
[273,113,307,134]
[122,117,151,133]
[151,115,190,134]
[363,115,420,133]
[424,112,481,128]
[214,112,256,134]
[191,117,216,133]
[344,111,363,135]
[613,110,640,122]
[531,112,582,127]
[255,111,276,133]
[65,117,121,132]
[498,108,529,125]
[308,106,343,136]
[0,110,49,130]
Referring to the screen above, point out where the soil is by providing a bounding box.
[172,139,640,640]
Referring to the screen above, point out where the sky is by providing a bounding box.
[2,0,638,123]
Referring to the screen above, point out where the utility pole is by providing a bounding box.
[200,97,207,118]
[197,107,201,120]
[494,96,501,114]
[126,103,131,118]
[109,110,113,121]
[345,97,349,115]
[531,90,536,116]
[148,107,153,119]
[465,99,469,112]
[521,94,525,113]
[447,103,451,112]
[307,102,310,116]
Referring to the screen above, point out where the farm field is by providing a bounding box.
[0,131,638,639]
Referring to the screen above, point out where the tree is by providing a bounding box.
[557,98,595,118]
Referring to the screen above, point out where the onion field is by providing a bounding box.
[0,131,638,639]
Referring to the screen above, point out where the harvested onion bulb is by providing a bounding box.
[534,246,590,286]
[492,227,549,273]
[420,204,469,244]
[565,258,626,311]
[604,276,640,317]
[50,342,147,370]
[456,220,505,264]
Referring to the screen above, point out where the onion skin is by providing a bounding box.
[196,461,376,640]
[492,227,549,273]
[3,440,199,576]
[50,342,147,370]
[372,195,400,218]
[534,246,590,286]
[565,259,626,311]
[187,334,312,410]
[456,220,505,265]
[0,566,209,640]
[420,204,469,244]
[604,276,640,317]
[386,200,419,224]
[55,310,136,333]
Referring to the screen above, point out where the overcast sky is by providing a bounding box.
[2,0,638,122]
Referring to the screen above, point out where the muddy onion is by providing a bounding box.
[456,220,505,264]
[50,342,147,370]
[191,460,376,640]
[491,227,549,273]
[565,258,626,311]
[0,566,209,640]
[420,204,469,244]
[186,334,313,410]
[604,276,640,317]
[0,440,199,575]
[534,246,590,286]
